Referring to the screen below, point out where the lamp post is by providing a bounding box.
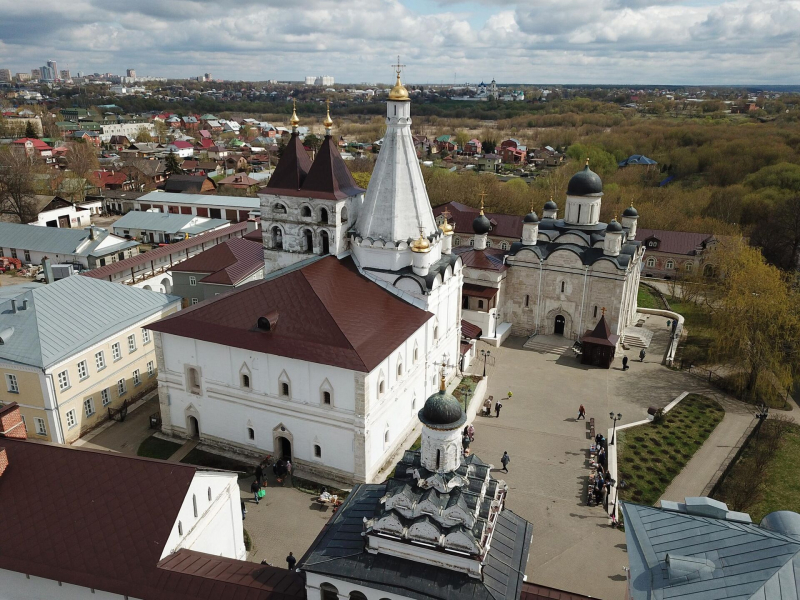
[480,349,491,378]
[609,412,622,445]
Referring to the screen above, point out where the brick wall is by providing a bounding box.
[0,403,27,439]
[0,447,7,476]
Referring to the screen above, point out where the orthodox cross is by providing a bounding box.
[391,56,406,77]
[442,207,452,222]
[479,190,487,213]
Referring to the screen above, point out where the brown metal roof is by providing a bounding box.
[519,582,594,600]
[83,222,248,280]
[454,246,508,271]
[636,228,713,256]
[148,256,432,372]
[461,319,482,339]
[263,131,312,195]
[463,283,499,299]
[171,237,264,286]
[581,314,619,347]
[434,201,523,239]
[298,134,364,200]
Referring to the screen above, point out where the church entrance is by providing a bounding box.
[554,315,565,335]
[277,436,292,460]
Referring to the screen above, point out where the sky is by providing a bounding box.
[0,0,798,85]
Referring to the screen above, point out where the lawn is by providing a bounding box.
[452,375,482,412]
[637,284,665,310]
[617,394,724,507]
[714,422,800,522]
[668,297,715,366]
[137,435,183,460]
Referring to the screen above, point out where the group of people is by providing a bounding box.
[247,455,293,506]
[481,396,503,418]
[622,349,647,371]
[591,433,611,508]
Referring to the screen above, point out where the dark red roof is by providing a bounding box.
[463,283,499,299]
[581,314,619,347]
[520,582,594,600]
[244,225,263,241]
[93,170,129,187]
[298,134,364,200]
[148,256,432,372]
[13,137,53,151]
[263,131,312,194]
[637,228,713,256]
[171,237,264,285]
[461,319,482,339]
[453,246,508,271]
[434,201,523,239]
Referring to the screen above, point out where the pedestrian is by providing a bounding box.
[285,459,292,478]
[577,404,586,420]
[250,478,260,504]
[667,319,671,328]
[483,397,492,417]
[286,552,296,571]
[639,348,646,362]
[598,446,607,468]
[255,462,264,486]
[501,451,510,473]
[495,401,503,418]
[467,423,475,441]
[622,355,629,371]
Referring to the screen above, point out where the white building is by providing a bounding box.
[0,402,305,600]
[26,195,92,229]
[151,72,463,485]
[100,121,156,143]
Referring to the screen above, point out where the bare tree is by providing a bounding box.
[65,141,100,202]
[0,147,42,223]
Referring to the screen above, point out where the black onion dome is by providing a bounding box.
[418,390,466,430]
[472,213,491,235]
[544,199,558,210]
[524,211,539,223]
[623,205,639,218]
[567,164,603,196]
[606,219,623,233]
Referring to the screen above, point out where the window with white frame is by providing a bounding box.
[57,370,70,390]
[191,298,198,305]
[646,257,656,267]
[5,373,18,394]
[77,360,89,381]
[101,388,111,406]
[65,409,77,429]
[34,417,47,436]
[142,328,151,344]
[118,378,127,396]
[95,351,106,371]
[133,369,141,386]
[665,260,674,269]
[84,397,95,417]
[147,361,155,377]
[189,275,197,286]
[685,262,693,272]
[128,334,137,353]
[112,342,121,361]
[501,241,509,250]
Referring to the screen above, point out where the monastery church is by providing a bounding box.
[149,67,645,484]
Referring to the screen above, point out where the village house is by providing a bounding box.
[11,137,53,160]
[71,130,102,147]
[93,169,134,191]
[218,173,261,195]
[0,275,180,444]
[25,195,92,228]
[167,140,195,158]
[637,227,718,278]
[161,174,218,194]
[464,138,482,155]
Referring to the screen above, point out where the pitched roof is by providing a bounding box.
[93,170,129,187]
[112,211,229,235]
[434,202,523,239]
[12,137,53,151]
[636,228,713,256]
[171,237,264,285]
[170,140,193,149]
[0,221,138,258]
[581,314,618,347]
[461,319,482,339]
[162,174,216,193]
[137,191,260,209]
[219,173,259,187]
[263,131,312,194]
[623,501,800,600]
[298,134,364,200]
[148,256,432,372]
[0,275,179,369]
[453,246,508,271]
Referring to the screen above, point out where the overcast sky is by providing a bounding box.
[0,0,798,85]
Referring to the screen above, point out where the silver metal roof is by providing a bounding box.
[0,222,138,257]
[112,211,229,235]
[0,275,180,369]
[137,191,260,209]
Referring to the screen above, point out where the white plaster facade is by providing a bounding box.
[30,205,91,229]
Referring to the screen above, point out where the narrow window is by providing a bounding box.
[84,397,95,417]
[593,305,598,318]
[127,334,136,353]
[436,448,441,469]
[242,374,250,388]
[133,369,141,386]
[101,389,111,406]
[34,417,47,436]
[397,362,403,377]
[561,281,565,293]
[462,296,469,309]
[189,275,197,286]
[6,374,19,394]
[248,427,255,440]
[178,521,183,536]
[478,300,484,309]
[314,444,322,458]
[208,487,212,501]
[414,346,419,362]
[281,382,290,396]
[524,294,530,308]
[193,494,198,517]
[379,379,385,396]
[577,205,582,222]
[323,391,331,405]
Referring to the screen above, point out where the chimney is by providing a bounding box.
[0,402,27,440]
[246,218,258,234]
[0,448,8,477]
[10,300,17,314]
[22,299,28,310]
[42,257,54,284]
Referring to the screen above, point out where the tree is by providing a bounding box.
[750,195,800,271]
[0,147,42,223]
[707,240,800,404]
[454,130,470,152]
[165,151,183,175]
[304,134,322,155]
[24,121,38,139]
[481,138,497,154]
[135,127,153,143]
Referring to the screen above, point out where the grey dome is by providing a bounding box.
[524,211,539,223]
[544,199,558,210]
[760,511,800,537]
[622,205,639,218]
[606,219,623,233]
[567,164,603,196]
[473,213,491,235]
[418,389,466,430]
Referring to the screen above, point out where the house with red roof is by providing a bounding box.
[93,169,134,191]
[167,140,195,158]
[637,227,718,278]
[11,137,53,158]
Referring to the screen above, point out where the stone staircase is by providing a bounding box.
[621,326,654,348]
[523,334,574,355]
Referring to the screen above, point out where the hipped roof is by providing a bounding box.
[263,131,312,194]
[581,315,618,347]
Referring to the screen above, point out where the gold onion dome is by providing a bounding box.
[323,100,334,129]
[439,209,455,235]
[411,230,431,253]
[388,72,410,101]
[290,99,300,127]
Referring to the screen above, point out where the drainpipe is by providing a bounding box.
[45,372,67,444]
[578,265,589,339]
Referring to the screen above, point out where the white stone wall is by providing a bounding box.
[0,570,135,600]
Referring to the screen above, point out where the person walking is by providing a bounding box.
[577,404,586,420]
[286,552,296,571]
[285,459,292,481]
[467,423,475,441]
[250,478,260,504]
[483,397,492,417]
[622,355,629,371]
[639,349,646,362]
[501,451,510,473]
[255,462,264,487]
[495,401,503,418]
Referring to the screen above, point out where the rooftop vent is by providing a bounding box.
[666,554,716,582]
[760,511,800,537]
[0,327,14,344]
[256,310,279,331]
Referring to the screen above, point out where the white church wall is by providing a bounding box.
[0,570,134,600]
[305,572,415,600]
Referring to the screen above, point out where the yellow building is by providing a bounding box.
[0,277,180,444]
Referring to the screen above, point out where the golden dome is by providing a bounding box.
[290,99,300,128]
[439,208,454,235]
[411,229,431,253]
[323,99,333,129]
[388,72,410,101]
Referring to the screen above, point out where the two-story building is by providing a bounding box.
[0,275,180,444]
[638,228,717,279]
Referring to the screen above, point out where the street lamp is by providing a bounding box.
[480,349,491,378]
[609,412,622,445]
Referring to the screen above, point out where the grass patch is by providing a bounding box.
[668,297,715,366]
[180,448,254,475]
[637,284,665,309]
[452,375,482,412]
[617,394,724,506]
[137,435,182,460]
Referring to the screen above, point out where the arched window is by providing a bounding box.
[273,203,286,214]
[281,382,290,396]
[248,427,255,440]
[314,444,322,458]
[561,281,565,293]
[486,239,492,248]
[187,367,201,394]
[271,226,283,250]
[384,428,390,445]
[193,494,198,517]
[341,206,348,222]
[454,237,461,246]
[413,343,419,363]
[646,257,656,267]
[242,374,250,388]
[704,264,715,277]
[320,584,339,600]
[397,359,403,377]
[303,229,314,253]
[178,521,183,536]
[665,260,674,269]
[434,325,439,340]
[501,241,508,250]
[323,391,331,405]
[685,262,693,272]
[300,205,311,217]
[378,377,386,397]
[478,299,484,309]
[319,207,328,224]
[469,238,474,246]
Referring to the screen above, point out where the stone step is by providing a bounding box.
[523,336,573,355]
[621,335,648,348]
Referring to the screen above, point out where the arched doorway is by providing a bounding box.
[320,231,330,255]
[187,415,200,438]
[554,315,565,335]
[276,436,292,460]
[272,226,283,250]
[161,277,172,294]
[319,207,328,224]
[304,229,314,253]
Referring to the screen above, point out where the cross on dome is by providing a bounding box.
[323,98,333,131]
[290,98,300,129]
[388,56,410,101]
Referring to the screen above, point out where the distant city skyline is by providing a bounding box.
[0,0,798,86]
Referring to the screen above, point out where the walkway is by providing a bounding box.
[168,438,200,462]
[73,393,159,455]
